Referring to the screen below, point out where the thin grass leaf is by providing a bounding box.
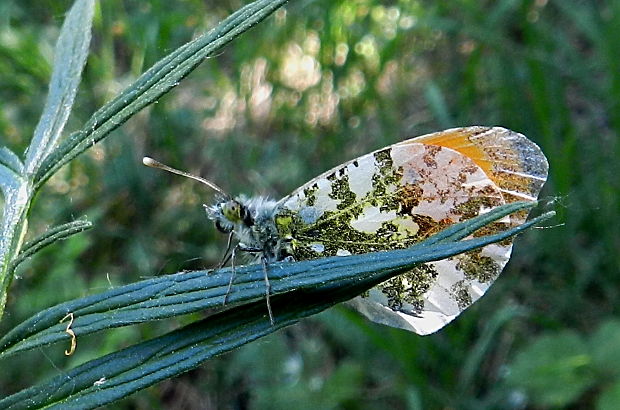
[23,0,94,175]
[0,202,552,359]
[0,147,24,174]
[1,299,311,410]
[0,0,95,320]
[32,0,291,190]
[0,206,554,409]
[419,201,536,245]
[0,182,28,307]
[8,219,93,272]
[0,164,21,199]
[0,202,535,355]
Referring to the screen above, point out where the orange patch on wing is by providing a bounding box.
[415,127,548,205]
[417,128,495,181]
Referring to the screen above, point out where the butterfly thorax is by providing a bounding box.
[205,195,286,261]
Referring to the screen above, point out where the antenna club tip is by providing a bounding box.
[143,157,156,167]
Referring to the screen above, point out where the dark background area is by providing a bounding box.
[1,0,619,408]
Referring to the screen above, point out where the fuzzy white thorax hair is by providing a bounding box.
[205,195,284,261]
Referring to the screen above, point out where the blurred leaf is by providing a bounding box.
[555,0,600,45]
[457,304,526,394]
[506,330,596,407]
[322,361,364,405]
[589,319,620,377]
[597,379,620,410]
[424,81,452,128]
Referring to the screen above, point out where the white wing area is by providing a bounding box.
[347,243,513,335]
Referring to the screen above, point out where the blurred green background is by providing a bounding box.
[1,0,619,408]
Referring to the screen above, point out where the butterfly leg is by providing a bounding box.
[218,231,235,268]
[232,244,274,325]
[222,244,240,306]
[260,256,274,325]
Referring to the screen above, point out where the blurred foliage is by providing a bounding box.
[506,320,620,409]
[0,0,619,408]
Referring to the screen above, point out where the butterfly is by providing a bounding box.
[144,126,548,335]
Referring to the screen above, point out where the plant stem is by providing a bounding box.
[0,181,31,318]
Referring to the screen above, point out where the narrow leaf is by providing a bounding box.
[0,147,24,174]
[0,203,553,358]
[0,180,28,279]
[0,164,22,200]
[8,219,92,272]
[24,0,95,174]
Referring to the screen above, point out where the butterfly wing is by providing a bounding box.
[275,126,548,335]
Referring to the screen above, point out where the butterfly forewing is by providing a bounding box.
[274,126,548,335]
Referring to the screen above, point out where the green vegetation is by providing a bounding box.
[0,0,618,408]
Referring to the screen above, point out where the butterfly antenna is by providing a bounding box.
[142,157,231,199]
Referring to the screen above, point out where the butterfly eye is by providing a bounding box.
[222,200,244,222]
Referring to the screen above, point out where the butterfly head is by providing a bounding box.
[208,198,254,234]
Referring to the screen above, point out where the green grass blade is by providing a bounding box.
[8,220,93,272]
[0,203,553,359]
[23,0,94,175]
[419,200,536,244]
